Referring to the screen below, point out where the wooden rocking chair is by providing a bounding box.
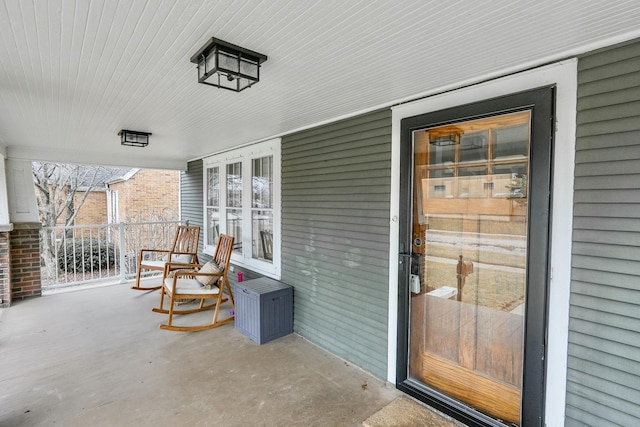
[152,234,235,332]
[131,225,200,291]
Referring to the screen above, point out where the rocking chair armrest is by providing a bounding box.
[190,271,224,278]
[163,262,202,274]
[169,270,224,280]
[165,262,202,269]
[168,266,224,281]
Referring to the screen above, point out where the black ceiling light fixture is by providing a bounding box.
[190,37,267,92]
[119,130,151,147]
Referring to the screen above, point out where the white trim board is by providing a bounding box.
[388,59,577,426]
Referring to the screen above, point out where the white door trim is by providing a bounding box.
[388,59,577,426]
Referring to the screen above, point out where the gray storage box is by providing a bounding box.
[233,277,293,344]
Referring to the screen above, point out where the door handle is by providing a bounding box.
[399,253,422,276]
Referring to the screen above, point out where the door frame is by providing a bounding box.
[399,87,554,426]
[387,60,578,426]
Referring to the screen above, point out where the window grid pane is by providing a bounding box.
[207,166,219,207]
[252,156,273,262]
[225,162,243,254]
[227,209,242,254]
[207,208,219,246]
[252,210,273,262]
[227,162,242,208]
[252,156,273,209]
[206,167,220,246]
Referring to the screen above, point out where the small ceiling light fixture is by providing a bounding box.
[190,37,267,92]
[119,129,151,147]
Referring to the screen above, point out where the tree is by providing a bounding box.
[33,162,107,277]
[33,162,107,227]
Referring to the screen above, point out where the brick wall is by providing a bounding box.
[73,190,108,225]
[64,169,179,225]
[112,169,179,222]
[10,223,42,301]
[0,231,10,307]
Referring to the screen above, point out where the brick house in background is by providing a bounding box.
[6,165,179,305]
[4,166,180,304]
[72,168,179,225]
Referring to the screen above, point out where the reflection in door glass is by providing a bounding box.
[493,163,527,199]
[409,111,530,425]
[428,137,456,165]
[493,125,528,159]
[457,166,488,198]
[459,131,488,163]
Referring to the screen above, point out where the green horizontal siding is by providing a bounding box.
[281,108,392,379]
[567,38,640,426]
[180,160,210,262]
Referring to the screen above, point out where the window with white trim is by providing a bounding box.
[203,138,281,278]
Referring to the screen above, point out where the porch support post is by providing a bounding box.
[0,153,12,306]
[118,222,127,284]
[3,158,42,304]
[10,222,42,301]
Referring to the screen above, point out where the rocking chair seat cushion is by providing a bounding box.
[164,277,222,295]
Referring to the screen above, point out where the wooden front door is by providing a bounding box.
[397,87,554,427]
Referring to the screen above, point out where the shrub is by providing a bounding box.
[57,238,118,273]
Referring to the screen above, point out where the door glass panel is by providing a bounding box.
[409,111,530,425]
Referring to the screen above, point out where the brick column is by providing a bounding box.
[0,230,10,307]
[10,222,42,302]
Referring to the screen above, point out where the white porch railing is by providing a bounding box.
[40,221,187,290]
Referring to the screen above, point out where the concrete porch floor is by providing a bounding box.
[0,282,462,426]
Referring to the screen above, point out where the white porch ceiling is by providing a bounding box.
[1,0,639,170]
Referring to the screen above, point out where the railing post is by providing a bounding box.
[119,222,127,284]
